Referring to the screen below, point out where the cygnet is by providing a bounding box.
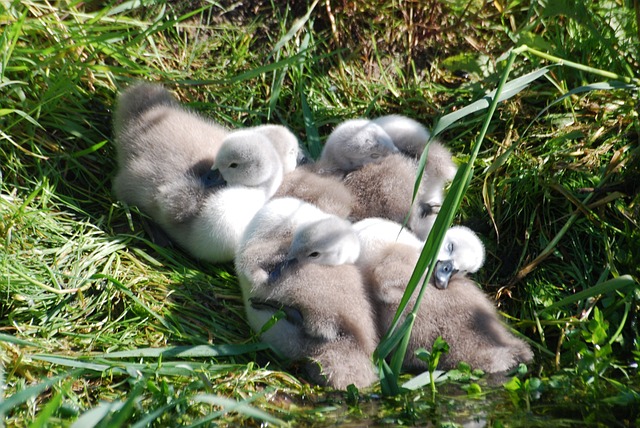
[313,118,399,176]
[343,139,457,240]
[112,83,267,262]
[272,117,408,217]
[356,221,533,373]
[235,200,378,389]
[433,225,485,289]
[235,197,333,355]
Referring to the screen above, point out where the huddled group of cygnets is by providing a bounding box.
[112,82,533,389]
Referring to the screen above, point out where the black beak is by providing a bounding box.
[419,202,441,218]
[297,151,310,166]
[202,168,226,188]
[434,260,457,289]
[268,258,298,284]
[419,202,434,218]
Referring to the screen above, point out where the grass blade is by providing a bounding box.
[98,343,270,359]
[190,393,285,427]
[70,401,125,428]
[432,67,550,136]
[0,369,83,417]
[537,275,637,314]
[28,392,62,428]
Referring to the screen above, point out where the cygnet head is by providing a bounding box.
[268,217,361,283]
[321,119,399,173]
[371,114,431,158]
[434,225,485,289]
[210,130,283,197]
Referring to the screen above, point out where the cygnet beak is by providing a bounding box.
[419,202,439,218]
[201,168,227,188]
[268,257,298,284]
[434,259,457,289]
[296,151,310,166]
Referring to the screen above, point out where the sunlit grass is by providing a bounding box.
[1,0,639,425]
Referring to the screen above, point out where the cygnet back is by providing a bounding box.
[353,217,423,268]
[274,166,355,218]
[344,153,417,223]
[255,261,379,389]
[344,139,458,240]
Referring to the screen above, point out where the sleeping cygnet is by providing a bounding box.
[112,83,275,262]
[235,202,378,389]
[312,118,400,176]
[357,222,533,373]
[236,197,334,355]
[344,138,457,240]
[372,114,431,158]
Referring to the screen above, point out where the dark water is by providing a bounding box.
[283,369,640,427]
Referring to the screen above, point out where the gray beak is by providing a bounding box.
[296,150,310,166]
[268,258,298,284]
[202,168,226,188]
[434,260,457,289]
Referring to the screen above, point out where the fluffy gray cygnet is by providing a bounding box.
[355,220,533,373]
[235,198,378,389]
[344,139,457,240]
[112,82,269,262]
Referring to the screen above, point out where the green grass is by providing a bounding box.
[1,0,639,426]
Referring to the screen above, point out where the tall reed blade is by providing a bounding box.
[375,50,534,395]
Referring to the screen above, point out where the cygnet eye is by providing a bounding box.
[447,241,454,254]
[229,162,238,168]
[370,153,380,159]
[308,251,320,258]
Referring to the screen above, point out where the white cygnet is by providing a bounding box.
[433,225,486,289]
[248,124,301,174]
